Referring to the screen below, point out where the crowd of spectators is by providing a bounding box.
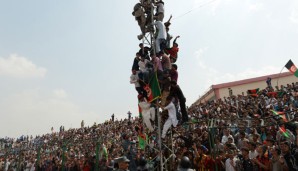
[0,83,297,171]
[1,0,298,170]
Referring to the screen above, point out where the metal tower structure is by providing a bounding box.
[132,0,175,170]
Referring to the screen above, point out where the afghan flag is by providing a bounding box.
[279,126,290,138]
[272,110,287,122]
[285,59,298,77]
[267,92,277,97]
[144,72,161,102]
[247,88,259,97]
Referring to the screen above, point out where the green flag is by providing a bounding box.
[138,134,148,150]
[144,72,161,102]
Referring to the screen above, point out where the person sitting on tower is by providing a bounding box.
[153,0,164,22]
[160,51,171,71]
[150,53,163,73]
[159,70,171,106]
[138,43,151,60]
[130,69,146,98]
[132,3,146,34]
[138,56,151,83]
[132,52,141,72]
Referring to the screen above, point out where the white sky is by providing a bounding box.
[0,0,297,137]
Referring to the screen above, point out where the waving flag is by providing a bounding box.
[285,59,298,77]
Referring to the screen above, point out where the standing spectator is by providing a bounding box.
[158,97,178,139]
[170,81,189,123]
[266,77,272,88]
[170,64,178,83]
[81,120,84,128]
[152,20,167,53]
[127,111,132,122]
[111,113,115,122]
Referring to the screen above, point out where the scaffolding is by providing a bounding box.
[132,0,177,170]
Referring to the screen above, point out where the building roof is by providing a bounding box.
[211,72,293,89]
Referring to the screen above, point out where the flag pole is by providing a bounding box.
[276,66,285,87]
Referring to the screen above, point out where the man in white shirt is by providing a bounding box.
[152,21,167,53]
[221,129,234,144]
[130,69,141,94]
[248,142,258,159]
[159,97,178,139]
[138,96,155,132]
[25,160,32,171]
[4,159,10,171]
[138,56,150,73]
[138,56,151,83]
[132,3,146,33]
[225,150,237,171]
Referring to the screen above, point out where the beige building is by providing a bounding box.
[192,72,297,105]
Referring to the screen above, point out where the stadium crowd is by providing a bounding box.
[0,82,297,171]
[1,0,298,170]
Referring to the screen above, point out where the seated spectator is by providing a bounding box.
[132,3,146,34]
[132,52,141,71]
[153,1,164,22]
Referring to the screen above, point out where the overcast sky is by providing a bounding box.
[0,0,297,138]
